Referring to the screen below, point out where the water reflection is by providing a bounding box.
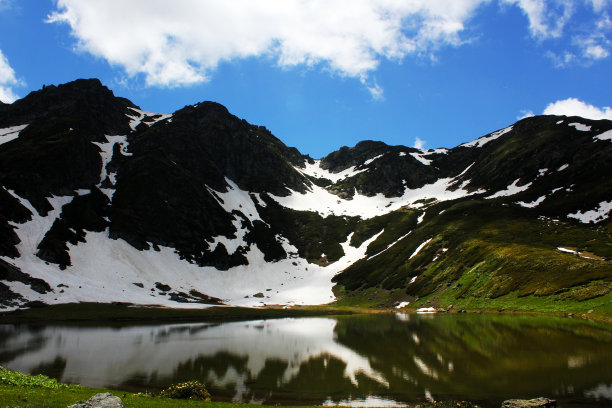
[2,314,612,407]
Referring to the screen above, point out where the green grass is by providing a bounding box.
[332,199,612,318]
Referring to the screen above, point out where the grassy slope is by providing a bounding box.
[333,199,612,318]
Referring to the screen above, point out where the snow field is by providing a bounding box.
[1,188,384,308]
[274,163,485,219]
[567,201,612,224]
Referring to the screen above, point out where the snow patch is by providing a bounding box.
[207,178,263,223]
[557,164,569,172]
[0,124,28,145]
[416,212,426,224]
[409,152,432,165]
[486,179,532,199]
[567,201,612,224]
[2,208,383,308]
[425,148,449,155]
[460,126,513,148]
[274,164,485,219]
[399,152,406,157]
[207,218,247,255]
[432,248,448,262]
[557,247,602,260]
[363,154,384,166]
[298,160,367,184]
[569,122,591,132]
[516,196,546,208]
[92,135,131,185]
[126,108,172,130]
[594,129,612,142]
[395,301,410,309]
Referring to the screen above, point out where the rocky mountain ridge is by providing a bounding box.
[1,79,610,310]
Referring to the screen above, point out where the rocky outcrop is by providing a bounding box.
[67,393,124,408]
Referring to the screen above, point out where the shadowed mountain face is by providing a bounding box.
[0,79,610,309]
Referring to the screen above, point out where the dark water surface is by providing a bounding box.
[2,313,612,407]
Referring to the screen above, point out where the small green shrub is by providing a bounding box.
[0,366,69,390]
[159,380,211,401]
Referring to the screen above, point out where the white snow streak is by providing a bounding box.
[0,124,28,145]
[460,126,513,148]
[91,135,131,200]
[516,196,546,208]
[409,238,432,260]
[367,230,410,260]
[557,164,569,172]
[486,179,532,199]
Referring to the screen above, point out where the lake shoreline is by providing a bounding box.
[1,301,611,325]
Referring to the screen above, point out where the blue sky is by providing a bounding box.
[1,0,611,158]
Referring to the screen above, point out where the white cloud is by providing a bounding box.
[501,0,574,39]
[0,49,20,103]
[47,0,491,89]
[45,0,612,91]
[543,98,612,120]
[413,137,426,149]
[502,0,611,66]
[518,109,535,119]
[574,34,611,61]
[589,0,612,12]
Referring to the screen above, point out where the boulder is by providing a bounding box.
[501,397,556,408]
[67,393,124,408]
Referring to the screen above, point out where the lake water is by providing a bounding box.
[2,313,612,407]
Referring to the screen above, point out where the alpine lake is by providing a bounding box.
[2,313,612,408]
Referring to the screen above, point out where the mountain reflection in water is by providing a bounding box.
[2,314,612,407]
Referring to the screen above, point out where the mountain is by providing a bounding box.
[1,79,611,312]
